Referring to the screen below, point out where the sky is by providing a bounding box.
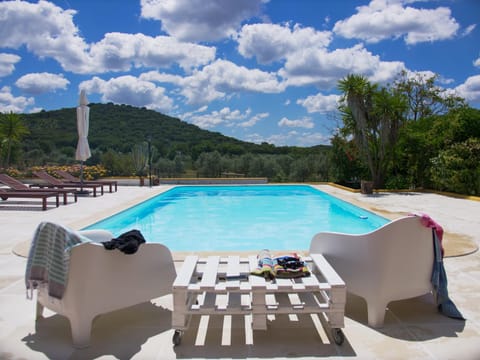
[0,0,479,147]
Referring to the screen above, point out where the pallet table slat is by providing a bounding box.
[173,255,198,288]
[225,255,241,289]
[310,253,345,287]
[300,272,324,289]
[199,256,220,290]
[275,278,293,289]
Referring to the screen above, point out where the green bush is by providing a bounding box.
[28,165,108,180]
[430,138,480,195]
[384,175,412,190]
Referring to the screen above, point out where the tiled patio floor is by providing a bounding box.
[0,184,479,359]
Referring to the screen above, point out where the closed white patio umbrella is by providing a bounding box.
[75,90,91,195]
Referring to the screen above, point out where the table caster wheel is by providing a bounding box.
[331,328,345,345]
[173,330,182,346]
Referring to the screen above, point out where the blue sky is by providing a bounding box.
[0,0,479,147]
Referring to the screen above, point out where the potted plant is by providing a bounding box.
[360,180,374,194]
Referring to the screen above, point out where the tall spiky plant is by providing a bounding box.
[131,142,148,178]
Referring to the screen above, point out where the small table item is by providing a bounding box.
[172,254,346,346]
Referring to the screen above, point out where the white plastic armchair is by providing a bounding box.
[34,229,176,348]
[309,216,434,327]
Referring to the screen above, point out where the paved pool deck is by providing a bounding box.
[0,184,479,359]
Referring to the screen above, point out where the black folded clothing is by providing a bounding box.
[101,229,146,254]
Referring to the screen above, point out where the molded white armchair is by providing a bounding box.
[309,216,434,327]
[33,229,176,348]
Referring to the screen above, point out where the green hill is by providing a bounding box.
[22,103,328,160]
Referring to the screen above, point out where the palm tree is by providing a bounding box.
[0,112,30,168]
[338,75,378,185]
[338,74,407,188]
[338,74,373,138]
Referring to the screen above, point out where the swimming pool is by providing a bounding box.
[84,185,389,251]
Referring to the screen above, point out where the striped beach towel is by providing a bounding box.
[251,249,275,280]
[25,222,90,299]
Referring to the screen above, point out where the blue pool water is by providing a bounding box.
[84,185,389,251]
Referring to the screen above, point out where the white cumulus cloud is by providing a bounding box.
[140,71,184,85]
[179,59,285,104]
[89,33,216,73]
[0,86,34,113]
[80,75,174,112]
[280,44,403,89]
[0,0,91,73]
[183,106,266,129]
[333,0,459,44]
[15,73,70,94]
[239,112,269,128]
[0,1,216,75]
[454,75,480,104]
[278,116,314,129]
[249,130,330,146]
[237,23,331,64]
[0,53,21,77]
[297,93,340,113]
[140,0,267,42]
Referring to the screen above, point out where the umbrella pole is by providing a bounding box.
[76,161,90,196]
[80,161,84,191]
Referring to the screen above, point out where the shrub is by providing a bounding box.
[430,138,480,195]
[27,165,108,180]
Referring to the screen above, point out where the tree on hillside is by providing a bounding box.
[195,151,223,177]
[0,112,30,168]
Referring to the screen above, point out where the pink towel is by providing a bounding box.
[410,213,444,257]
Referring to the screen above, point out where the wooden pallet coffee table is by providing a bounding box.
[172,254,346,346]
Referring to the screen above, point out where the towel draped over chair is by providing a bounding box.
[25,221,90,299]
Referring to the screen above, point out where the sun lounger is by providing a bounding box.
[0,189,59,210]
[31,170,104,197]
[54,169,117,192]
[0,173,77,204]
[26,222,176,348]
